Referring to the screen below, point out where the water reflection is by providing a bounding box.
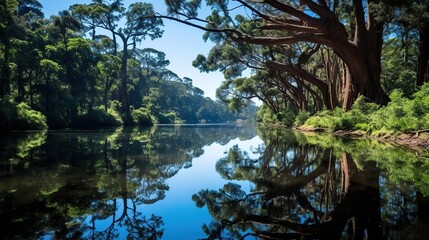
[0,125,256,239]
[1,126,428,239]
[194,129,429,239]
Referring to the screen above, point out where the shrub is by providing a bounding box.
[299,85,429,135]
[256,105,297,126]
[131,107,156,126]
[158,111,177,124]
[283,111,296,127]
[294,111,310,127]
[16,102,48,130]
[373,90,419,133]
[303,108,344,130]
[0,99,47,131]
[107,100,124,125]
[73,107,121,129]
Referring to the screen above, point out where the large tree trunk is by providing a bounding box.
[17,67,25,102]
[342,65,358,110]
[266,61,335,110]
[417,23,429,86]
[328,0,389,108]
[104,76,109,112]
[0,36,11,97]
[119,36,130,115]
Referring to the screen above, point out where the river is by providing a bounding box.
[0,125,428,239]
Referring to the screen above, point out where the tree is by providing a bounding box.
[12,0,44,102]
[0,0,19,97]
[393,0,429,86]
[72,1,163,116]
[17,0,43,18]
[162,0,392,109]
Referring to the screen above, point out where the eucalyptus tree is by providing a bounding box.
[71,1,163,116]
[12,0,44,102]
[0,0,19,96]
[48,11,95,119]
[17,0,43,18]
[390,0,429,86]
[198,39,333,111]
[129,48,171,106]
[161,0,395,109]
[97,54,121,111]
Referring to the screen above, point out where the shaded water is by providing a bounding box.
[0,126,428,239]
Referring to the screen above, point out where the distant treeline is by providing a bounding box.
[0,0,257,131]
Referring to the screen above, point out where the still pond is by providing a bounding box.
[0,125,428,239]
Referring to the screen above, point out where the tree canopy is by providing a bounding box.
[161,0,428,121]
[0,0,251,131]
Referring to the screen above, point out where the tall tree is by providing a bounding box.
[72,1,163,116]
[162,0,391,109]
[17,0,43,17]
[0,0,19,96]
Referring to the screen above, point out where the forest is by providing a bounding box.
[1,0,428,134]
[0,0,257,131]
[159,0,429,136]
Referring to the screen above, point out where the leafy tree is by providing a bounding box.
[71,1,163,116]
[0,0,19,96]
[162,0,391,110]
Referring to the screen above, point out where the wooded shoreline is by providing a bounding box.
[295,126,429,153]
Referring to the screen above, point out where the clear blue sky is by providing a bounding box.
[38,0,225,100]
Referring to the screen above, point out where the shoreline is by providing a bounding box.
[294,126,429,153]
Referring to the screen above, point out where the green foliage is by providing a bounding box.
[108,100,125,125]
[16,131,47,158]
[73,107,121,129]
[294,131,429,195]
[158,111,180,124]
[16,102,48,130]
[301,84,429,134]
[131,107,156,126]
[381,38,417,97]
[256,105,297,127]
[294,111,310,127]
[0,97,16,130]
[0,98,47,131]
[0,1,247,130]
[303,108,344,130]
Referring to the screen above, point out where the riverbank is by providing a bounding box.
[295,126,429,152]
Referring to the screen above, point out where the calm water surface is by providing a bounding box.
[0,126,428,239]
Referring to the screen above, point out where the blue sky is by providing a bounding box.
[38,0,225,100]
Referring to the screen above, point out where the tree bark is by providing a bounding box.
[0,36,11,97]
[417,23,429,86]
[119,35,130,115]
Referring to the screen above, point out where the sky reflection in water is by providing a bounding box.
[0,126,428,239]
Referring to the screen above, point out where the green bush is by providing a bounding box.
[299,84,429,135]
[294,111,310,127]
[73,107,121,129]
[107,100,124,125]
[303,108,344,130]
[0,98,47,131]
[158,111,177,124]
[374,90,419,133]
[131,107,156,126]
[256,105,297,126]
[16,102,48,130]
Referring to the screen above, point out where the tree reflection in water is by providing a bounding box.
[0,125,256,239]
[195,129,429,239]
